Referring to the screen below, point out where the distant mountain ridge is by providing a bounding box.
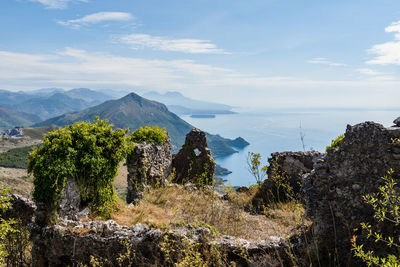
[35,92,246,157]
[0,106,41,129]
[142,91,235,115]
[0,88,115,120]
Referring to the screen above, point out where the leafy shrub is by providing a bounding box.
[130,126,167,145]
[0,185,17,264]
[28,117,128,224]
[325,134,345,151]
[352,169,400,266]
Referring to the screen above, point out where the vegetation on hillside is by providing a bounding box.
[0,145,37,169]
[28,117,128,224]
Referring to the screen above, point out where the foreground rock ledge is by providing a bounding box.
[31,219,293,266]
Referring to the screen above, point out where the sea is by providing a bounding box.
[181,108,400,187]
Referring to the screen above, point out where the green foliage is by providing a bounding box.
[0,145,37,169]
[130,126,167,145]
[247,152,268,184]
[352,169,400,266]
[325,134,345,151]
[28,117,128,223]
[0,185,17,264]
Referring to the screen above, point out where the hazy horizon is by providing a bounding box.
[2,1,400,108]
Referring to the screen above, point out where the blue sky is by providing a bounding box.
[2,0,400,108]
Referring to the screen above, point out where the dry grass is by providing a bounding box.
[0,167,33,198]
[112,185,307,241]
[114,162,128,199]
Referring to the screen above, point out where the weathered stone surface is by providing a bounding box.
[126,136,172,204]
[2,193,36,225]
[31,218,294,266]
[263,151,322,202]
[394,116,400,127]
[172,128,215,185]
[303,121,400,265]
[58,178,82,220]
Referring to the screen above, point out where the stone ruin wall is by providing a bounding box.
[126,128,216,204]
[126,136,172,204]
[172,128,215,185]
[303,121,400,265]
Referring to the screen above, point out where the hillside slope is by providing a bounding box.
[0,106,41,129]
[35,93,241,156]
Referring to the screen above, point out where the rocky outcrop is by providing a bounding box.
[172,128,215,186]
[303,121,400,265]
[0,128,24,138]
[31,219,294,266]
[3,194,36,225]
[126,137,172,204]
[263,151,321,202]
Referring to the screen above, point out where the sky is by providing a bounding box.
[2,0,400,108]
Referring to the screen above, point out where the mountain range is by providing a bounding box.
[35,92,247,157]
[142,91,235,115]
[0,107,41,129]
[0,88,114,120]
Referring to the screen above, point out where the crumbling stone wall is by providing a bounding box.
[31,219,291,266]
[303,121,400,265]
[126,137,172,204]
[172,128,215,185]
[263,151,321,202]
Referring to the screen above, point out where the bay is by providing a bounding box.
[181,108,400,186]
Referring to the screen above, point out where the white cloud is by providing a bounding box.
[29,0,87,9]
[118,34,229,54]
[385,21,400,40]
[357,68,383,76]
[367,20,400,65]
[58,12,134,28]
[1,48,400,108]
[307,57,346,67]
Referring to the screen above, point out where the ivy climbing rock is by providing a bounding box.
[28,118,127,225]
[172,128,216,186]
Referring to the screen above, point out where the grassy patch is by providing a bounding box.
[0,145,37,169]
[22,125,59,140]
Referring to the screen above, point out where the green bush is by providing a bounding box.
[352,169,400,266]
[0,185,17,264]
[130,126,167,145]
[28,117,128,224]
[325,134,345,151]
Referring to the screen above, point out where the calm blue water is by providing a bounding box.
[182,108,400,186]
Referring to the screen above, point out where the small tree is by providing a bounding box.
[28,117,128,223]
[352,169,400,266]
[247,152,268,185]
